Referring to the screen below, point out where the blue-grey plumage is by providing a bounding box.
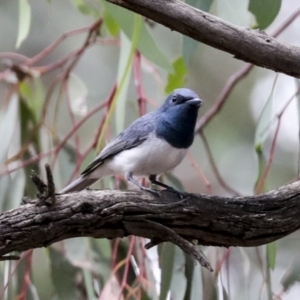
[60,88,202,195]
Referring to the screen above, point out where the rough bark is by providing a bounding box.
[107,0,300,78]
[1,181,300,259]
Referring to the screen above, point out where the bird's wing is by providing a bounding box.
[81,113,156,176]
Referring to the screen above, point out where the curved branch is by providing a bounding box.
[107,0,300,78]
[1,182,300,261]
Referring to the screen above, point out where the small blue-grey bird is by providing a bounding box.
[60,88,201,195]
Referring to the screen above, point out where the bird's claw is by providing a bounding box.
[164,187,187,200]
[142,186,187,200]
[141,187,160,197]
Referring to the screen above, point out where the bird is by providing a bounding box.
[60,88,202,196]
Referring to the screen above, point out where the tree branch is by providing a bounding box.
[107,0,300,78]
[1,181,300,267]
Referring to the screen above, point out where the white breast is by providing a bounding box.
[106,135,188,176]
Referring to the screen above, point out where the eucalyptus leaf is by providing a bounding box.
[32,249,54,300]
[103,1,171,71]
[19,97,40,197]
[90,239,111,283]
[267,241,277,270]
[103,9,120,36]
[49,248,79,300]
[115,32,132,132]
[16,0,31,48]
[170,247,187,300]
[83,269,94,300]
[4,169,25,211]
[19,79,45,121]
[64,237,89,265]
[0,175,10,212]
[254,76,277,153]
[165,57,187,94]
[183,0,213,65]
[71,0,99,17]
[190,265,203,300]
[159,242,175,300]
[248,0,281,29]
[0,93,18,164]
[281,255,300,291]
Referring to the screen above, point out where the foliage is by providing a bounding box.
[0,0,299,299]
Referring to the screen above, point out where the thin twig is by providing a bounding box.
[255,86,300,194]
[187,152,212,194]
[124,217,213,271]
[0,86,114,178]
[143,219,213,271]
[200,131,240,196]
[195,63,253,132]
[195,6,300,132]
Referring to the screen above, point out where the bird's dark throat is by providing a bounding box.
[155,111,197,148]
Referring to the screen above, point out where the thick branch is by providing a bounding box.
[1,181,300,258]
[107,0,300,78]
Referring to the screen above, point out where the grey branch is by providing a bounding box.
[107,0,300,78]
[1,181,300,267]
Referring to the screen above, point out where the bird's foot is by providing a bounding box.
[164,186,187,200]
[140,187,160,197]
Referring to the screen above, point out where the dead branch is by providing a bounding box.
[1,181,300,270]
[107,0,300,78]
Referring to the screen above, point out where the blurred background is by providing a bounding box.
[0,0,300,299]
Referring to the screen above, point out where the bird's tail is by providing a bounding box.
[60,176,99,194]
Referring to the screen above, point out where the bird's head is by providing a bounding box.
[160,88,202,113]
[155,88,202,148]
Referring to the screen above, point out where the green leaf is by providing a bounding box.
[16,0,31,48]
[190,265,203,300]
[138,21,172,72]
[248,0,281,29]
[0,174,10,212]
[49,248,79,300]
[32,249,54,300]
[83,269,94,300]
[0,93,18,164]
[254,76,278,193]
[159,242,175,300]
[165,57,187,94]
[19,79,45,120]
[115,32,132,132]
[19,97,41,197]
[103,9,120,36]
[183,0,213,65]
[254,75,277,153]
[4,169,25,211]
[71,0,99,17]
[170,247,187,300]
[103,1,171,72]
[281,255,300,291]
[144,251,159,300]
[90,239,111,282]
[267,241,277,270]
[64,237,89,265]
[96,13,141,150]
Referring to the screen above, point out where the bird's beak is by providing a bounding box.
[187,98,201,107]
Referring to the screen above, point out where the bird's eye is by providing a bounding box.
[172,95,177,102]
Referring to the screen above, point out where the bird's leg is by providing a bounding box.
[125,172,159,196]
[149,175,185,199]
